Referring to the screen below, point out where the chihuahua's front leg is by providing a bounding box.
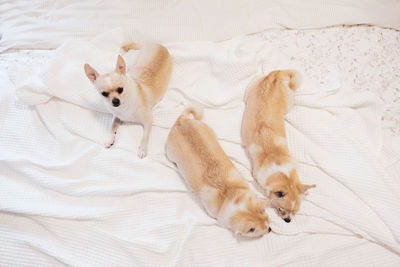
[105,116,121,148]
[137,115,152,159]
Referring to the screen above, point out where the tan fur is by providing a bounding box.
[132,44,172,102]
[241,70,315,222]
[121,42,140,51]
[136,83,147,107]
[84,42,172,158]
[167,107,271,237]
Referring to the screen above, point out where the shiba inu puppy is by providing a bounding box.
[167,106,271,238]
[241,70,315,223]
[84,42,172,158]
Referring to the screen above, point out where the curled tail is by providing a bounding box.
[279,70,301,112]
[263,69,301,113]
[280,69,301,91]
[181,105,203,120]
[122,42,141,52]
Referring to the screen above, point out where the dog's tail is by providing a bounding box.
[278,70,301,113]
[261,70,301,113]
[280,69,301,91]
[181,105,203,120]
[122,42,141,52]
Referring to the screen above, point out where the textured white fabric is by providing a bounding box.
[3,28,400,266]
[1,0,400,51]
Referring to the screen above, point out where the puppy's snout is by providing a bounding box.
[284,217,291,223]
[112,98,120,107]
[268,227,272,233]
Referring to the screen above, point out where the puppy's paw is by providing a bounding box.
[137,146,147,159]
[105,137,116,149]
[105,131,117,149]
[105,141,114,149]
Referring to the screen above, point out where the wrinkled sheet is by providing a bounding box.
[1,28,399,266]
[1,0,400,51]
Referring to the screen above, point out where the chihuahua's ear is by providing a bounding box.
[84,63,99,83]
[115,55,126,75]
[298,183,316,194]
[257,198,270,212]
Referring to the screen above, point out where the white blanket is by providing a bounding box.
[1,0,400,51]
[3,28,399,266]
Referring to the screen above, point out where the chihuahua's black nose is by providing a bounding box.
[268,227,272,233]
[112,98,120,107]
[284,217,291,223]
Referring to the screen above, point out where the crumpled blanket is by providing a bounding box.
[2,28,400,266]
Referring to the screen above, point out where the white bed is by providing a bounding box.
[1,1,400,266]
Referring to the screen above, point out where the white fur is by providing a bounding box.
[217,169,247,227]
[248,143,260,159]
[218,197,245,229]
[94,79,102,90]
[103,78,147,123]
[263,185,272,196]
[199,186,218,217]
[218,195,269,238]
[199,169,247,227]
[105,76,112,87]
[256,162,294,187]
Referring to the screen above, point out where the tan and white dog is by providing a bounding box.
[167,107,271,238]
[84,42,172,158]
[241,70,315,223]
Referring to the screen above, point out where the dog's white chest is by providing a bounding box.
[106,83,147,123]
[109,101,144,123]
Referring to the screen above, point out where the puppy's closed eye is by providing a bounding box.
[274,191,285,198]
[248,227,255,233]
[101,91,109,97]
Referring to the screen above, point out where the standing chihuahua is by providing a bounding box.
[84,42,172,158]
[241,70,315,223]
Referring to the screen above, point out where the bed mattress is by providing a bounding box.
[1,25,400,266]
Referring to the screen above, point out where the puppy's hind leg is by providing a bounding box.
[105,116,121,148]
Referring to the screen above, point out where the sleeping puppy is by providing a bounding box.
[241,70,315,223]
[167,106,271,238]
[84,42,172,158]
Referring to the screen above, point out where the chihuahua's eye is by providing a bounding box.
[117,87,123,94]
[248,227,255,233]
[275,191,285,198]
[101,91,109,97]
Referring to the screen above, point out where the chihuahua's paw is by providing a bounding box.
[137,146,147,159]
[105,142,114,149]
[105,132,117,149]
[105,139,115,149]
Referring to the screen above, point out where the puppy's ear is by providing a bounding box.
[115,55,126,75]
[298,183,316,194]
[257,199,270,212]
[84,63,99,83]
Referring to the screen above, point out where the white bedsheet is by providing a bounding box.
[1,28,399,266]
[1,0,400,51]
